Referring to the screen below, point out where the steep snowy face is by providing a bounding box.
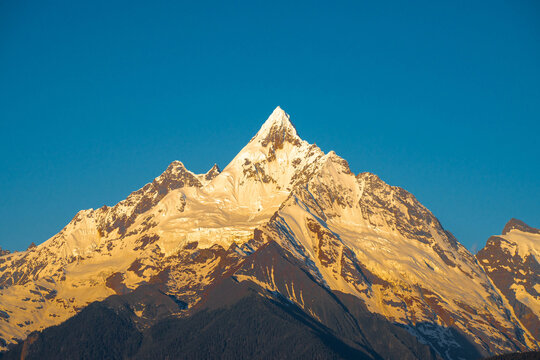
[0,107,326,348]
[0,160,210,347]
[247,152,537,356]
[0,161,203,287]
[144,107,326,253]
[477,219,540,341]
[205,106,322,214]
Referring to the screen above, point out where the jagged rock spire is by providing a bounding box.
[204,163,221,181]
[250,106,301,149]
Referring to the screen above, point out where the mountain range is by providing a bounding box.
[0,107,538,359]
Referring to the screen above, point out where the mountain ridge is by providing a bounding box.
[0,107,538,359]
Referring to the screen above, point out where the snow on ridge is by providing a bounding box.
[493,228,539,260]
[248,106,300,146]
[0,107,537,355]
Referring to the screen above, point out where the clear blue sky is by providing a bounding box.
[1,0,539,252]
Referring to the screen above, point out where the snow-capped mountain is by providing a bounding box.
[477,219,540,342]
[0,107,538,359]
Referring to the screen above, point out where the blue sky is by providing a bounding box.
[1,0,539,251]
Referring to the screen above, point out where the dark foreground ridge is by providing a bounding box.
[1,241,453,360]
[1,295,365,360]
[484,352,540,360]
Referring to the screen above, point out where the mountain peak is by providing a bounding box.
[250,106,301,149]
[204,163,221,181]
[166,160,186,170]
[157,161,194,180]
[267,106,291,124]
[153,160,202,189]
[502,218,540,235]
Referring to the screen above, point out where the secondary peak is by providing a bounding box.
[502,218,540,235]
[204,163,221,181]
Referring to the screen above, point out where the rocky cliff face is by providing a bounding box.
[0,107,537,359]
[477,219,540,342]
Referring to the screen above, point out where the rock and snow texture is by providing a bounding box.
[477,219,540,341]
[0,107,538,359]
